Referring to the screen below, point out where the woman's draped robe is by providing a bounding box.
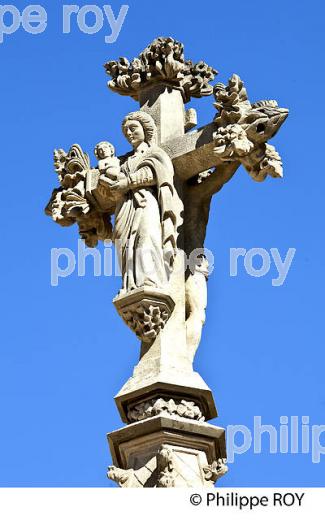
[113,145,182,293]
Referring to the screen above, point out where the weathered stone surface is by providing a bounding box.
[45,36,288,487]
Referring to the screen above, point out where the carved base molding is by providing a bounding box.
[107,415,227,488]
[115,375,218,424]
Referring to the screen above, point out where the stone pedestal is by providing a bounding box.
[108,416,227,488]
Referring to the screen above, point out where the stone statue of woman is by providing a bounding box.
[105,111,182,294]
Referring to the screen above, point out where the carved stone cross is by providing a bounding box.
[45,37,288,487]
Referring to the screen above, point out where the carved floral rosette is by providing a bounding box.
[212,74,288,182]
[113,287,175,343]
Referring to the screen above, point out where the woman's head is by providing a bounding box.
[122,111,157,148]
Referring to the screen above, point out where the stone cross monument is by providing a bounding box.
[45,37,288,487]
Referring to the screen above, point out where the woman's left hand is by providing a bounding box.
[99,173,129,193]
[109,178,129,192]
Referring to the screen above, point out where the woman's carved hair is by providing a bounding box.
[122,111,157,145]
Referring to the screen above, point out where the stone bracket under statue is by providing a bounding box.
[45,36,288,487]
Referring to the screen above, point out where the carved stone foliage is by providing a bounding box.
[113,288,175,344]
[124,303,169,342]
[157,445,176,488]
[127,397,205,423]
[45,144,113,247]
[104,37,217,103]
[212,74,288,182]
[203,458,228,483]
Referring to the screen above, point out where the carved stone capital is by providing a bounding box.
[113,287,175,343]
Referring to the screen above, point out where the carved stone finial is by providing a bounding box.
[104,37,217,103]
[212,74,288,182]
[45,144,113,247]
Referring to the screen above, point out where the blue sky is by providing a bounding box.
[0,0,324,486]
